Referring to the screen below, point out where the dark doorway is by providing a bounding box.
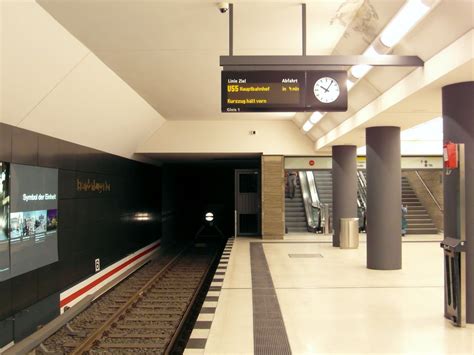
[235,169,261,236]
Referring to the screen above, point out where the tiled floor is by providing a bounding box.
[186,233,474,354]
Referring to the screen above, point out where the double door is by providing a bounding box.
[235,169,260,236]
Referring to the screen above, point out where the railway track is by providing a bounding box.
[35,240,223,354]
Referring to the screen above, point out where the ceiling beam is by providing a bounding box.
[220,55,424,68]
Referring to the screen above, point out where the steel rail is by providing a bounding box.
[4,255,154,355]
[70,248,187,355]
[165,244,222,354]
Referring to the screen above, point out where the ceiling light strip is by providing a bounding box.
[301,0,439,135]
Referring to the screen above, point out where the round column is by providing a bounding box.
[366,127,401,270]
[442,81,474,323]
[332,145,357,247]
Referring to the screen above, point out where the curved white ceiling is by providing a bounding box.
[2,0,472,158]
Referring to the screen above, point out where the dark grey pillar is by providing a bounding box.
[442,81,474,324]
[332,145,357,247]
[366,127,401,270]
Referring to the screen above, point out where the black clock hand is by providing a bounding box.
[319,84,329,93]
[324,80,333,92]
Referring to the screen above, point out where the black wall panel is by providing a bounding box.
[10,271,38,314]
[14,293,59,342]
[0,318,13,347]
[0,280,12,320]
[38,135,60,168]
[0,123,161,346]
[58,140,78,171]
[11,127,38,165]
[0,124,12,162]
[37,263,61,300]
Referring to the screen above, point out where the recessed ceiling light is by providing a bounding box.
[309,111,324,124]
[346,79,355,91]
[351,64,372,79]
[302,121,314,132]
[380,0,431,48]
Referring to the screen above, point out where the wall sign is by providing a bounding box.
[221,70,347,113]
[76,178,111,194]
[285,156,443,170]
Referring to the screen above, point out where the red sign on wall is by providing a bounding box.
[309,160,315,166]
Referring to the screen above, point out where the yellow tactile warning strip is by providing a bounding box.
[250,243,292,354]
[184,238,234,353]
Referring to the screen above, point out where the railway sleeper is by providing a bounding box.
[95,340,168,348]
[116,319,178,330]
[133,303,187,310]
[107,332,170,339]
[121,316,179,323]
[127,309,184,316]
[65,323,87,337]
[141,296,190,302]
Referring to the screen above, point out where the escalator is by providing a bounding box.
[310,169,438,235]
[284,171,330,234]
[357,170,367,232]
[313,170,333,223]
[284,177,307,233]
[312,170,367,233]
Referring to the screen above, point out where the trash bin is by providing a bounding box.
[340,218,359,249]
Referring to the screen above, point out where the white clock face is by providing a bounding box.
[313,77,340,103]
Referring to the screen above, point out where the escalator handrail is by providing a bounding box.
[357,170,368,210]
[306,171,328,231]
[298,171,319,230]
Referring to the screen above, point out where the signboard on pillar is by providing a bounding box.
[356,156,366,169]
[284,157,332,170]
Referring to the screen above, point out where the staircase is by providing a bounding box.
[285,180,307,233]
[313,170,333,223]
[402,176,438,234]
[311,170,438,235]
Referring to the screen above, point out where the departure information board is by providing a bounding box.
[221,70,347,113]
[222,71,305,112]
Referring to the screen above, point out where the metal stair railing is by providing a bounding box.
[415,170,443,212]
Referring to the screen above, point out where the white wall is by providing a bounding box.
[137,120,316,156]
[1,0,165,158]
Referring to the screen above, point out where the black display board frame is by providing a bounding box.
[221,70,348,113]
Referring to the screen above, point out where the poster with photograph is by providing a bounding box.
[9,164,59,277]
[0,162,10,281]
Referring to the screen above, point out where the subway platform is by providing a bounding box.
[185,234,473,354]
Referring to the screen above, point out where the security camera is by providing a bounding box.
[218,2,229,13]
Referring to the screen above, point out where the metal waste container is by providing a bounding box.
[340,218,359,249]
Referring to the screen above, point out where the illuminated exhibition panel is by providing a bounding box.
[0,163,59,280]
[0,162,10,281]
